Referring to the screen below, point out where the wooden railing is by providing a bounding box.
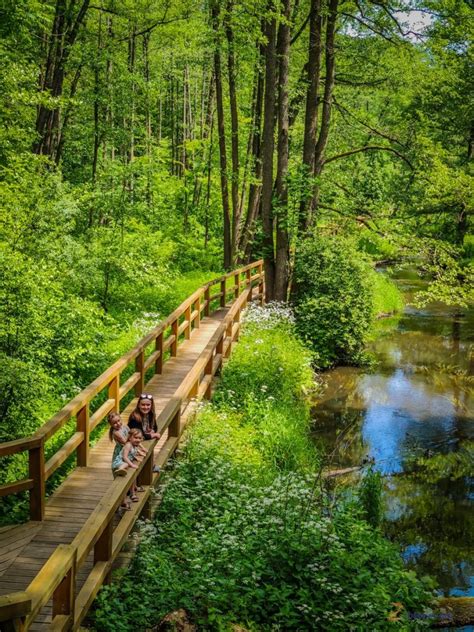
[0,261,264,631]
[0,260,264,521]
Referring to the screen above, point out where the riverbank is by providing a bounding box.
[91,303,433,631]
[311,267,474,609]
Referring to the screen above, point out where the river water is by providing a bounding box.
[312,268,473,603]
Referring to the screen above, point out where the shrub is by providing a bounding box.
[369,270,404,318]
[93,458,432,631]
[216,303,313,410]
[359,467,384,528]
[292,235,374,367]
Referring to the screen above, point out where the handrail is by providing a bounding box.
[0,264,262,631]
[0,260,264,522]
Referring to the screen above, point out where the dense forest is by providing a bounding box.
[0,0,472,443]
[0,0,473,628]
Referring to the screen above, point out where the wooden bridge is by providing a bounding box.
[0,261,264,631]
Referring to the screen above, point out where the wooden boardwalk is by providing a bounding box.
[0,263,264,631]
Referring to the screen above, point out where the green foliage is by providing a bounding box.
[292,235,374,368]
[91,307,434,631]
[370,270,404,318]
[216,305,313,410]
[94,465,432,631]
[359,467,384,529]
[0,356,53,441]
[358,231,400,261]
[413,241,474,308]
[214,304,317,475]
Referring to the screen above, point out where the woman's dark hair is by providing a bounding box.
[129,394,157,430]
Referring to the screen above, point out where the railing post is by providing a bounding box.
[215,335,224,375]
[204,355,213,399]
[156,332,163,374]
[184,305,191,339]
[189,379,198,398]
[52,551,76,625]
[171,318,178,356]
[0,592,31,632]
[258,262,264,305]
[29,437,45,521]
[94,519,113,565]
[204,287,210,317]
[135,350,145,396]
[246,267,252,300]
[220,278,226,308]
[76,404,90,467]
[225,320,233,358]
[108,374,120,413]
[234,273,240,300]
[195,296,201,329]
[138,452,154,487]
[234,308,241,342]
[168,409,181,438]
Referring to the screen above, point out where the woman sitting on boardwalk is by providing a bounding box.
[128,394,161,472]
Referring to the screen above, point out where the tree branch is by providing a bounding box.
[318,203,385,234]
[116,9,189,41]
[341,12,398,44]
[334,73,388,87]
[89,5,125,17]
[290,8,311,44]
[323,145,414,168]
[333,99,407,148]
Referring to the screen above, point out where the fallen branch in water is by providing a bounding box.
[323,466,361,478]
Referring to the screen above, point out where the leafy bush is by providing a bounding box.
[93,462,432,631]
[370,269,404,318]
[292,235,374,367]
[216,303,313,410]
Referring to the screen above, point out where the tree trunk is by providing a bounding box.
[143,32,153,207]
[309,0,338,224]
[55,63,82,166]
[225,0,240,262]
[298,0,323,234]
[274,0,291,301]
[34,0,90,159]
[193,72,215,211]
[261,9,278,300]
[211,1,232,269]
[91,13,103,181]
[239,40,265,262]
[126,21,137,200]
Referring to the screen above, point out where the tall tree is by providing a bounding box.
[211,0,232,268]
[260,7,278,300]
[274,0,292,300]
[34,0,90,160]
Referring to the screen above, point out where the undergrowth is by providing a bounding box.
[91,303,433,631]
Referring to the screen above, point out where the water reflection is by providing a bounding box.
[312,269,474,597]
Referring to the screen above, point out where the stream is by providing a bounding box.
[312,268,473,620]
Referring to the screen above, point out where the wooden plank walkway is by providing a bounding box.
[0,308,228,629]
